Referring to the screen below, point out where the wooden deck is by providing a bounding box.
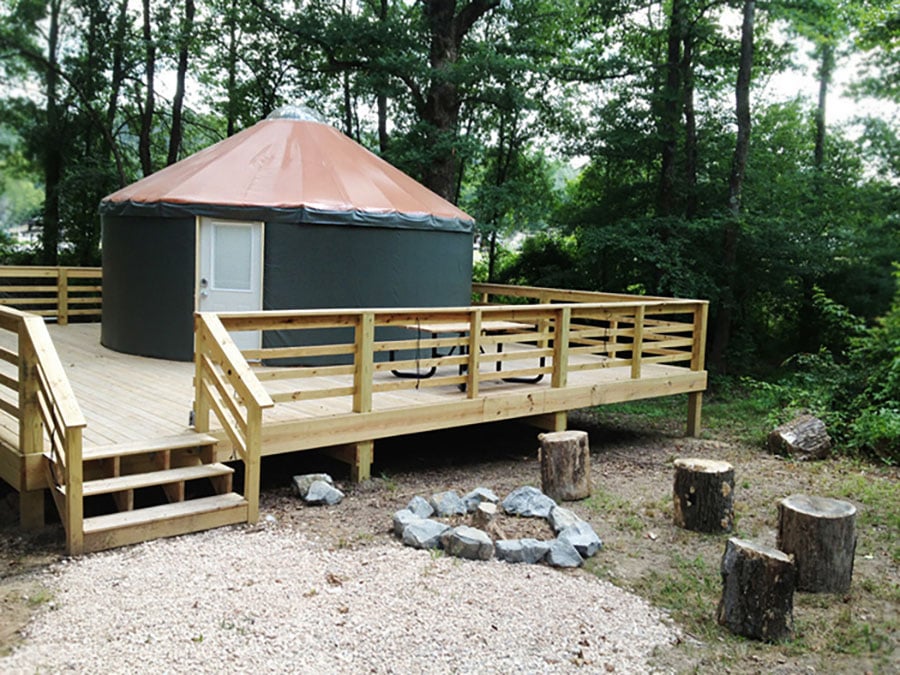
[0,278,708,554]
[0,321,703,454]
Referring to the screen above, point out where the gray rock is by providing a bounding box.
[407,496,434,518]
[558,521,603,558]
[429,490,467,517]
[501,486,557,518]
[402,519,451,550]
[549,506,582,533]
[546,538,583,568]
[292,473,334,498]
[495,538,551,564]
[392,509,422,537]
[440,526,494,561]
[304,480,344,506]
[472,502,498,531]
[463,487,500,512]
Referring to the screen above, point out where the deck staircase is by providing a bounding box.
[45,432,249,554]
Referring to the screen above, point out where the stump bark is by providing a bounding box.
[672,458,734,533]
[717,537,795,642]
[539,430,591,501]
[777,494,857,593]
[767,414,832,460]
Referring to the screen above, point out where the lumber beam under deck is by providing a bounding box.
[209,368,707,461]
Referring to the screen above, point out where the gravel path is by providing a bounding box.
[2,523,677,673]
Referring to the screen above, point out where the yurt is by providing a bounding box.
[99,106,474,361]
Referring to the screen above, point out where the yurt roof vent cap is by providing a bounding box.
[266,104,328,124]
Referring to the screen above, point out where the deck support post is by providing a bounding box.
[527,412,567,433]
[244,406,262,524]
[687,392,703,437]
[687,302,708,437]
[322,440,374,483]
[63,426,84,554]
[18,489,44,530]
[18,327,44,529]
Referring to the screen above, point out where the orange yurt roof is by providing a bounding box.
[100,107,473,232]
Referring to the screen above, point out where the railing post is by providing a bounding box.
[687,302,709,437]
[631,305,645,379]
[17,327,44,530]
[551,306,570,389]
[466,309,482,398]
[537,292,551,349]
[244,405,262,523]
[57,268,69,326]
[192,316,211,432]
[353,312,374,413]
[64,426,84,554]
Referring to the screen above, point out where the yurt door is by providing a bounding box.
[197,218,263,351]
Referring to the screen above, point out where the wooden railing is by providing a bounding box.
[0,306,86,550]
[206,288,707,412]
[0,266,102,324]
[193,313,274,523]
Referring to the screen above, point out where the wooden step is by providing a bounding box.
[82,493,248,553]
[63,463,234,498]
[79,432,220,462]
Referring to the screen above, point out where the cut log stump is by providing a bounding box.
[673,458,734,533]
[767,414,832,460]
[539,430,591,502]
[717,537,796,642]
[777,494,857,593]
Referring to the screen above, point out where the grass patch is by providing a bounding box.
[630,554,721,640]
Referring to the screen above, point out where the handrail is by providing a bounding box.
[0,306,87,551]
[0,265,102,325]
[210,289,708,414]
[193,312,273,523]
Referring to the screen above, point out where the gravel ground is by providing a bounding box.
[1,523,676,674]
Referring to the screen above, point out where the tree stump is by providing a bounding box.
[539,430,591,501]
[767,414,832,460]
[777,494,857,593]
[717,537,796,642]
[672,458,734,533]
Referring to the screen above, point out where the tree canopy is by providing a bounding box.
[0,0,898,457]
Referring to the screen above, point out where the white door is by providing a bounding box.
[198,218,263,351]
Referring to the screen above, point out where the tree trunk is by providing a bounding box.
[540,431,591,502]
[420,0,500,201]
[376,0,390,153]
[657,0,684,217]
[717,537,795,642]
[139,0,157,176]
[168,0,195,166]
[41,0,63,265]
[106,0,129,185]
[225,0,239,137]
[681,34,698,219]
[709,0,754,370]
[814,42,834,170]
[777,494,856,593]
[673,458,734,532]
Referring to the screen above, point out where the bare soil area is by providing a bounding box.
[1,412,897,672]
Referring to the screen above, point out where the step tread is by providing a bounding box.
[78,463,234,497]
[79,432,219,462]
[83,492,247,535]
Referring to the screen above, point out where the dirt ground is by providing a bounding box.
[1,412,897,672]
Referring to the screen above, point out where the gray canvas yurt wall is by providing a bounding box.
[101,215,197,361]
